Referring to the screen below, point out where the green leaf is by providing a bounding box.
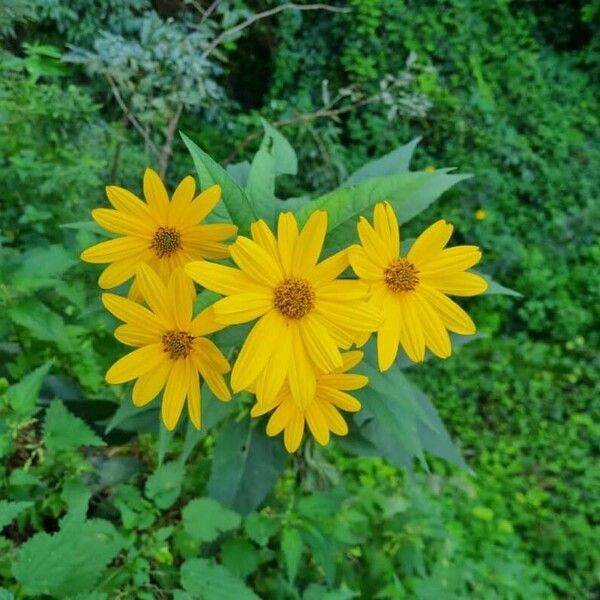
[61,480,92,519]
[8,299,72,350]
[158,422,174,465]
[260,119,298,177]
[344,137,421,185]
[11,244,76,292]
[182,498,241,542]
[181,132,255,235]
[144,461,185,510]
[221,538,262,579]
[245,143,276,226]
[244,512,279,546]
[207,419,288,515]
[0,500,32,529]
[7,361,52,415]
[180,558,260,600]
[12,514,125,597]
[0,588,14,600]
[227,161,251,187]
[281,527,303,583]
[478,272,522,297]
[43,400,105,452]
[297,170,470,249]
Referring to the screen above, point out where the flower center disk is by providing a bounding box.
[151,226,181,258]
[384,258,419,293]
[162,330,194,360]
[274,278,315,319]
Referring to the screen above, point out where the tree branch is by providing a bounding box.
[159,104,184,179]
[200,2,349,60]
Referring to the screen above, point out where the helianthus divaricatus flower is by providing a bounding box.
[185,211,382,409]
[102,263,231,430]
[81,168,237,297]
[349,202,488,370]
[250,351,368,452]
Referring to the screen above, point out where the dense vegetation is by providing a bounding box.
[1,1,598,598]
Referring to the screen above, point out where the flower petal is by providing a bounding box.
[417,246,482,276]
[284,408,305,453]
[416,285,476,335]
[179,185,222,225]
[317,387,361,412]
[348,245,384,281]
[167,268,194,329]
[143,168,170,222]
[377,310,401,371]
[106,185,153,222]
[357,217,390,268]
[92,208,154,238]
[299,314,343,373]
[305,401,330,446]
[190,306,226,337]
[372,201,400,257]
[187,370,201,429]
[407,220,454,267]
[315,300,382,332]
[318,373,368,391]
[81,236,149,264]
[105,344,164,384]
[265,397,294,436]
[419,271,488,296]
[98,253,149,289]
[397,293,426,362]
[316,280,368,302]
[292,210,327,276]
[185,261,262,295]
[277,212,298,276]
[132,360,171,407]
[212,292,274,325]
[255,321,292,404]
[161,358,191,430]
[114,324,161,347]
[168,176,196,227]
[311,248,349,286]
[288,326,316,409]
[318,400,348,435]
[102,293,163,330]
[231,236,283,287]
[136,263,174,327]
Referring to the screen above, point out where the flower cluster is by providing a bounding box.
[82,169,487,452]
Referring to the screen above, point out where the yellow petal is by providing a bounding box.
[397,293,426,362]
[357,217,390,268]
[255,322,292,404]
[311,248,349,286]
[98,254,148,289]
[251,220,281,267]
[231,311,280,391]
[266,398,294,436]
[318,373,368,391]
[81,236,149,264]
[317,400,348,435]
[288,327,316,409]
[132,360,171,407]
[315,300,382,332]
[189,306,223,337]
[106,185,153,222]
[92,208,154,238]
[277,212,299,276]
[168,176,196,227]
[407,220,454,267]
[417,246,482,276]
[377,310,401,371]
[416,285,476,335]
[317,387,361,412]
[339,351,364,372]
[185,260,261,295]
[212,292,273,325]
[102,293,163,330]
[187,370,201,429]
[114,324,161,347]
[184,224,238,242]
[143,168,170,222]
[179,184,222,225]
[135,263,174,327]
[416,297,451,359]
[305,401,330,446]
[230,236,283,287]
[419,271,488,296]
[348,245,384,281]
[192,338,230,373]
[167,268,194,329]
[372,202,399,259]
[161,358,191,430]
[292,210,327,277]
[311,313,355,350]
[316,280,368,302]
[283,408,305,452]
[299,315,343,373]
[106,343,164,384]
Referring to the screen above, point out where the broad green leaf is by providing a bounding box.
[281,527,303,583]
[43,400,105,452]
[297,170,470,249]
[144,461,185,510]
[104,399,157,434]
[11,244,76,292]
[182,497,241,542]
[12,514,125,597]
[158,422,174,465]
[0,500,32,529]
[180,558,260,600]
[275,195,310,214]
[0,588,13,600]
[245,142,275,225]
[7,361,52,415]
[181,132,255,235]
[221,538,262,579]
[61,480,91,519]
[260,119,298,177]
[227,161,251,187]
[244,512,279,546]
[344,137,421,185]
[207,419,288,515]
[478,272,522,297]
[8,299,72,350]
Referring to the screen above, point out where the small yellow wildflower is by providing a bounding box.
[475,208,487,221]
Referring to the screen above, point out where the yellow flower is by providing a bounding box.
[349,202,488,370]
[81,168,237,295]
[102,264,231,431]
[185,211,381,408]
[423,165,436,173]
[475,208,487,221]
[250,351,367,452]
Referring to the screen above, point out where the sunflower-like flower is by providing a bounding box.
[102,263,231,430]
[349,202,488,370]
[81,168,237,295]
[185,211,381,408]
[250,351,367,452]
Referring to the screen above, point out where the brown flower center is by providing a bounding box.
[273,278,315,319]
[151,226,181,258]
[384,258,419,293]
[162,330,194,360]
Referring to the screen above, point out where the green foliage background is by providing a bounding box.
[1,0,599,598]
